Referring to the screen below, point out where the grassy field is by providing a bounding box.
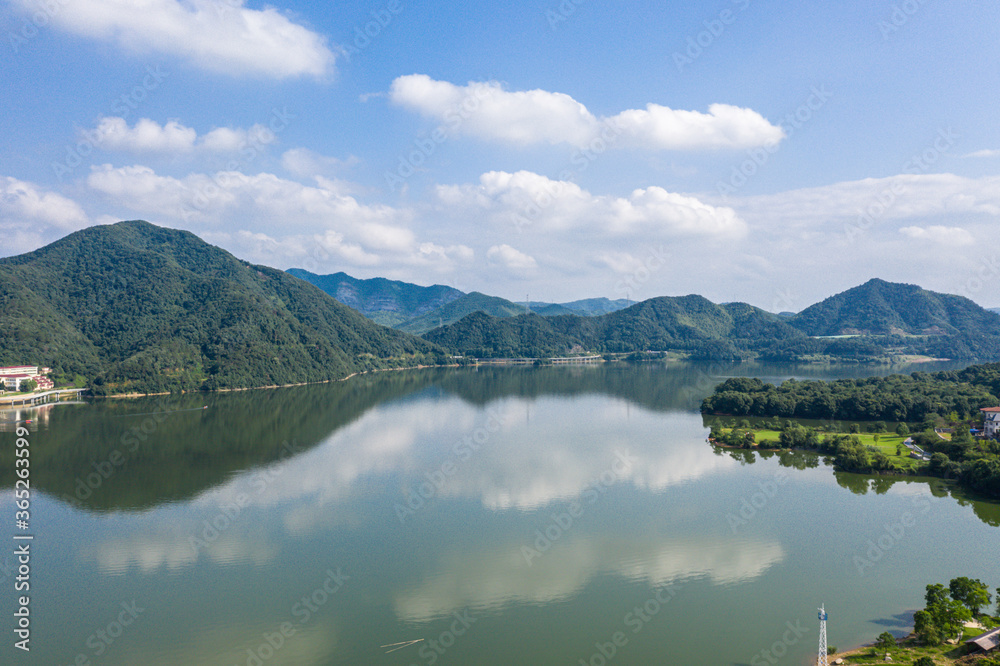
[737,429,925,471]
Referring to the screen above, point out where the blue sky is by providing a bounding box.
[2,0,999,310]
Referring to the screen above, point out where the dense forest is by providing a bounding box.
[701,363,1000,422]
[0,221,442,394]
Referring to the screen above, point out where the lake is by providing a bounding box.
[2,361,998,665]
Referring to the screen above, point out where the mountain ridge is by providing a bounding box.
[287,269,463,327]
[287,269,632,330]
[788,278,1000,337]
[0,221,439,393]
[424,296,807,359]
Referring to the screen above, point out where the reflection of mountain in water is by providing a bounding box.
[0,369,445,511]
[0,363,742,512]
[2,362,998,527]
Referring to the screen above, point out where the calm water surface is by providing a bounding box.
[1,361,997,665]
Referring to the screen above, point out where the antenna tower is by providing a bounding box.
[817,604,828,666]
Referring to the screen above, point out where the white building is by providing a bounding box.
[1,375,34,391]
[0,366,38,377]
[982,407,1000,439]
[0,366,53,392]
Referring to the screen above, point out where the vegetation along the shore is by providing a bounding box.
[702,363,1000,498]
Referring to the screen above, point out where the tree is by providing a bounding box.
[913,657,935,666]
[913,609,941,645]
[949,576,992,616]
[926,583,949,609]
[929,598,972,638]
[896,422,910,436]
[874,631,896,651]
[928,452,950,475]
[20,378,37,392]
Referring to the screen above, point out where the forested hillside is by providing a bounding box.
[422,283,1000,362]
[399,291,533,334]
[0,221,439,393]
[422,311,582,357]
[423,296,807,359]
[287,268,463,327]
[789,278,1000,337]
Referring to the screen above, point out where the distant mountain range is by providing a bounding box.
[423,279,1000,361]
[289,268,630,333]
[4,222,1000,395]
[424,296,806,360]
[286,269,463,327]
[0,221,436,393]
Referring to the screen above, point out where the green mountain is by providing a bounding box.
[423,295,806,359]
[399,293,631,334]
[423,311,581,358]
[789,278,1000,337]
[397,291,533,334]
[286,268,463,327]
[284,270,632,330]
[531,302,581,316]
[0,221,437,393]
[529,298,631,317]
[558,297,631,316]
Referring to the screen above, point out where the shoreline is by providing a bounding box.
[87,362,463,399]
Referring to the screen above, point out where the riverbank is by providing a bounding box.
[88,362,466,399]
[826,628,997,665]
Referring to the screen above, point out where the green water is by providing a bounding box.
[1,361,997,665]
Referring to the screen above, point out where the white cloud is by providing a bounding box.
[487,244,537,272]
[963,149,1000,158]
[899,225,975,246]
[439,170,746,238]
[730,173,1000,225]
[89,117,196,152]
[389,74,784,150]
[84,117,275,154]
[1,176,89,232]
[281,148,358,179]
[609,102,787,151]
[85,164,472,272]
[12,0,334,79]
